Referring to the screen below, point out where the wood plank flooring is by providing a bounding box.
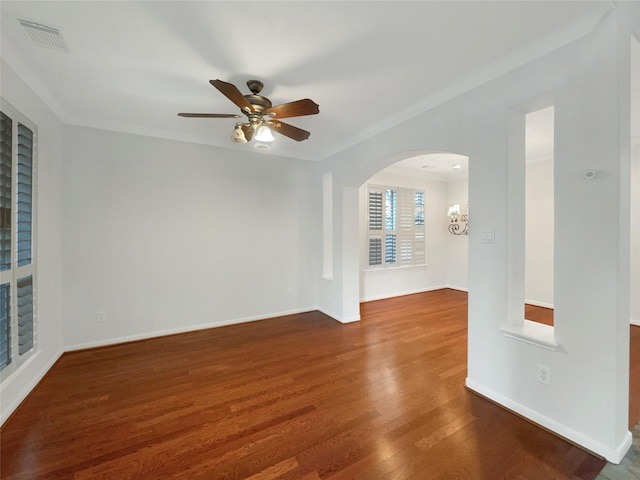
[1,289,633,479]
[524,304,554,326]
[631,324,640,428]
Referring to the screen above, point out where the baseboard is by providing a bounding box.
[1,348,64,425]
[317,307,360,324]
[631,318,640,327]
[65,306,320,351]
[446,285,468,292]
[465,377,632,464]
[524,299,555,309]
[360,285,448,303]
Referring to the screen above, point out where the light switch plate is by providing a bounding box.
[480,229,495,243]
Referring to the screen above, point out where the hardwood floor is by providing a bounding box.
[524,304,554,326]
[631,324,640,428]
[2,289,631,479]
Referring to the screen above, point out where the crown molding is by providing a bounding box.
[2,5,612,163]
[64,116,319,161]
[319,5,612,161]
[1,38,70,122]
[2,41,316,161]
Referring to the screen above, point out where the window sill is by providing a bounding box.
[364,264,428,273]
[500,320,559,351]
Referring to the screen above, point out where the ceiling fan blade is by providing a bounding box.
[263,99,319,119]
[178,113,242,118]
[210,79,253,112]
[267,120,311,142]
[241,124,255,141]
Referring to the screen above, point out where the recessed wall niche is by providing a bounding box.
[524,106,555,326]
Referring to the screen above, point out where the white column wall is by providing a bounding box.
[320,11,632,462]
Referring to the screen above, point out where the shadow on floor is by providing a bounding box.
[597,422,640,480]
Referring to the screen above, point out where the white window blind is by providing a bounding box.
[17,276,33,355]
[367,184,425,268]
[0,103,36,379]
[17,124,33,267]
[0,282,10,370]
[1,112,12,273]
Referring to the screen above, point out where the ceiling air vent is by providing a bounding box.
[18,19,69,52]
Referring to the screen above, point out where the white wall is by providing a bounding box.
[630,34,639,325]
[632,144,639,325]
[525,159,554,307]
[364,160,557,308]
[321,10,633,462]
[62,126,320,349]
[0,61,65,424]
[445,178,469,291]
[358,172,448,301]
[364,150,624,317]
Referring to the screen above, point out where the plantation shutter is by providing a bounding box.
[384,189,397,264]
[397,189,413,265]
[368,190,383,265]
[413,191,425,264]
[0,283,10,370]
[368,191,382,230]
[0,104,37,377]
[367,184,425,268]
[0,112,11,272]
[17,124,33,267]
[385,189,396,230]
[17,276,33,355]
[385,234,396,264]
[415,192,425,226]
[369,237,382,266]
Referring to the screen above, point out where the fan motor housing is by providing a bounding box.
[244,94,272,112]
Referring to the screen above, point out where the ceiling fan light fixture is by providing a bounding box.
[180,79,318,143]
[255,125,274,143]
[229,124,247,144]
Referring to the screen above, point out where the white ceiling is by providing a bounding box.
[0,1,613,161]
[383,152,471,182]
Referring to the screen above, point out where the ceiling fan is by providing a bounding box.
[178,79,319,144]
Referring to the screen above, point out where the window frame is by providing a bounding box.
[0,99,37,382]
[366,184,426,270]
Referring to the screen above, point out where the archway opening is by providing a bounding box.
[356,151,469,304]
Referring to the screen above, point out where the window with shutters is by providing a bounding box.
[367,185,425,268]
[0,102,36,380]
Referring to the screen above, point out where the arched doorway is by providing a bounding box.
[356,151,469,304]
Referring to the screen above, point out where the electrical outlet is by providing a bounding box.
[96,311,106,323]
[285,289,291,298]
[536,364,551,386]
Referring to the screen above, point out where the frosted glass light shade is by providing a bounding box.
[255,125,274,142]
[229,124,247,143]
